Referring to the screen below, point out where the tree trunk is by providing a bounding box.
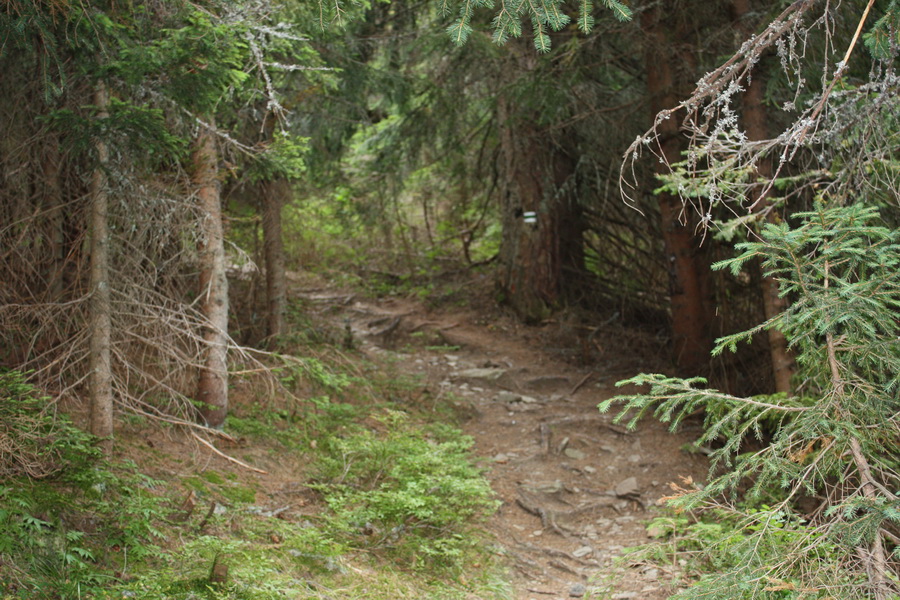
[42,133,66,301]
[733,0,797,393]
[88,81,114,451]
[260,177,288,342]
[642,5,715,374]
[496,44,584,323]
[193,121,229,429]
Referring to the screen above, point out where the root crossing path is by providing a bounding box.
[301,289,709,600]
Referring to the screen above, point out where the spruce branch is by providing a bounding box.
[825,258,893,600]
[604,205,900,598]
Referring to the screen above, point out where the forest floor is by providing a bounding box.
[103,270,710,600]
[293,272,711,600]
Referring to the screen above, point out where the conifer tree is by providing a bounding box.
[0,0,319,434]
[732,0,797,393]
[192,121,230,429]
[605,1,900,596]
[640,2,716,373]
[88,80,114,449]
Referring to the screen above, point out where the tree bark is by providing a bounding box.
[733,0,797,393]
[260,176,288,342]
[88,81,114,451]
[642,5,715,374]
[42,133,66,301]
[193,121,229,429]
[496,43,585,323]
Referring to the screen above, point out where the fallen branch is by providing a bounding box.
[569,372,594,395]
[526,587,556,596]
[548,559,579,575]
[192,433,268,474]
[126,404,237,441]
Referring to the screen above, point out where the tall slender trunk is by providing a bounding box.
[642,5,715,374]
[733,0,797,393]
[88,81,114,451]
[260,176,288,342]
[42,133,65,301]
[193,121,229,428]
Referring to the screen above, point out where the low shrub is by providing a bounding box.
[313,412,498,570]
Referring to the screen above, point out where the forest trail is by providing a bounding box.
[297,282,710,600]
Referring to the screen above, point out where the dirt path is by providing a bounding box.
[299,287,709,600]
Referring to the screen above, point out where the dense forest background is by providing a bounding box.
[0,0,898,598]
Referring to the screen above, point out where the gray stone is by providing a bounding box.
[569,583,586,597]
[523,480,563,494]
[496,391,520,402]
[572,545,593,558]
[614,476,640,497]
[564,448,587,460]
[456,368,507,382]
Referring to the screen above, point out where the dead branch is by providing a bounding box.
[191,433,268,474]
[568,372,594,395]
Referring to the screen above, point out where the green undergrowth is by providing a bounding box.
[0,362,509,600]
[312,411,499,571]
[592,503,854,600]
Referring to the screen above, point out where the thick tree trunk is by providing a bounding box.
[734,0,797,393]
[88,81,114,451]
[260,177,288,342]
[193,122,229,429]
[497,103,582,322]
[496,45,584,323]
[643,6,715,374]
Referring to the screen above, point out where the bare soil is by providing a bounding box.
[303,279,711,600]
